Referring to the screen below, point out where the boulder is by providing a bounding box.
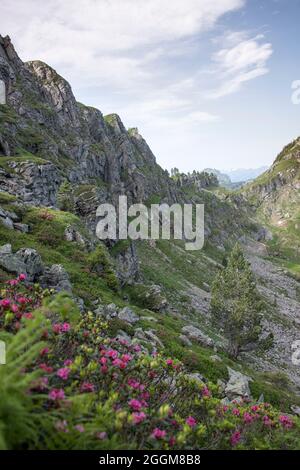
[134,328,163,349]
[40,264,72,292]
[15,248,44,281]
[115,330,132,344]
[144,329,163,348]
[225,367,252,400]
[0,248,26,275]
[210,354,222,363]
[13,222,29,233]
[104,303,118,318]
[179,334,192,347]
[146,284,168,311]
[118,306,139,324]
[187,372,206,385]
[64,225,92,249]
[0,243,12,255]
[0,216,14,229]
[291,405,300,417]
[181,325,214,348]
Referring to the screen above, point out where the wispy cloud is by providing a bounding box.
[206,32,273,99]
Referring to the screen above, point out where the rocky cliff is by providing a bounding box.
[0,35,177,209]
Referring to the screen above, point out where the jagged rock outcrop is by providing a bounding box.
[0,161,61,206]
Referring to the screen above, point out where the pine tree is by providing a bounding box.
[211,243,263,358]
[57,179,74,212]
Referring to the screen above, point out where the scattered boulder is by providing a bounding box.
[187,372,206,384]
[181,325,214,348]
[0,207,19,230]
[0,243,12,255]
[64,225,93,250]
[104,303,118,318]
[94,303,139,324]
[146,285,168,311]
[15,248,44,281]
[134,328,163,349]
[144,329,164,348]
[291,405,300,417]
[217,379,226,394]
[115,330,132,344]
[13,222,29,233]
[225,367,252,400]
[0,216,14,229]
[210,354,222,363]
[140,316,158,323]
[40,264,72,292]
[118,306,139,324]
[0,244,27,278]
[179,334,192,347]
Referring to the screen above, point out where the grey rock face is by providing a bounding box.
[115,242,140,286]
[0,161,61,207]
[181,325,214,348]
[225,367,252,400]
[40,264,72,292]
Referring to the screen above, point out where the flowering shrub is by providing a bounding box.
[0,274,51,331]
[1,277,300,450]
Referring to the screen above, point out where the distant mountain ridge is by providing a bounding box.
[226,166,269,183]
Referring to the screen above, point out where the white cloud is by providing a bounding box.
[0,0,244,84]
[206,33,273,99]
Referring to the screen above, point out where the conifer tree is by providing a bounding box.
[211,243,263,358]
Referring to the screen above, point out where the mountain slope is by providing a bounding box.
[1,33,300,414]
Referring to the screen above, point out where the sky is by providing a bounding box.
[0,0,300,173]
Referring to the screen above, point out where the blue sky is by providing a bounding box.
[1,0,299,172]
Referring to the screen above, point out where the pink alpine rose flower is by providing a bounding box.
[230,430,241,447]
[151,428,166,440]
[49,388,65,401]
[57,367,71,381]
[186,416,197,428]
[132,412,146,424]
[128,399,143,411]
